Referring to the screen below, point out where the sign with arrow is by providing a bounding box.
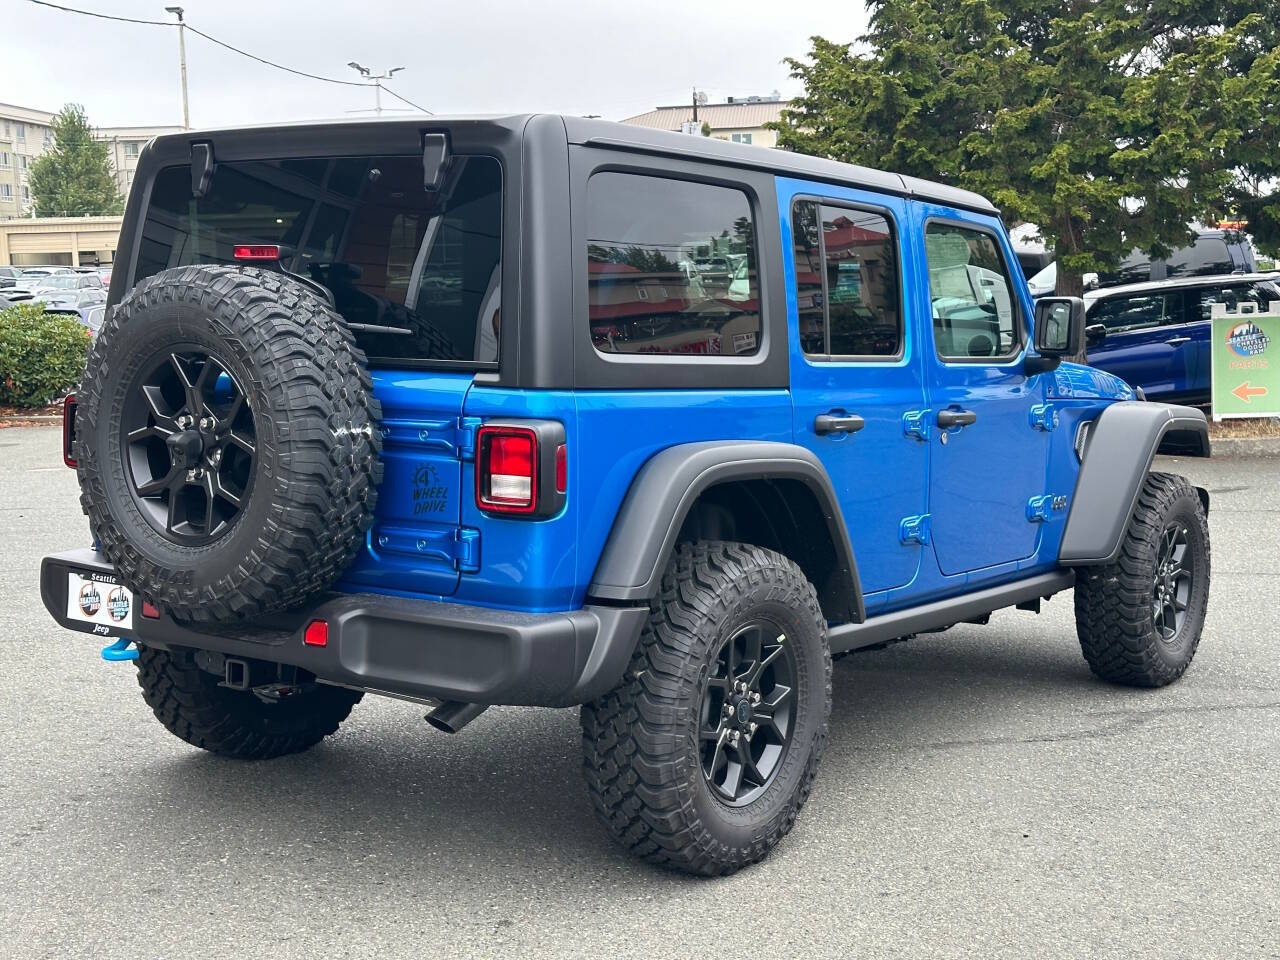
[1210,301,1280,420]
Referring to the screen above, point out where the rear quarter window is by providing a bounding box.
[585,172,762,358]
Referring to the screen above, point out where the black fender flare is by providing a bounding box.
[587,441,865,623]
[1059,401,1210,565]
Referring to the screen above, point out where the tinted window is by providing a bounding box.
[925,222,1021,359]
[790,200,901,358]
[1089,292,1185,333]
[136,155,502,364]
[1192,281,1280,321]
[586,173,761,357]
[790,201,825,354]
[1165,235,1233,279]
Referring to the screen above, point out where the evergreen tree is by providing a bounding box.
[29,104,123,218]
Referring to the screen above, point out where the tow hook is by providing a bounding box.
[101,637,139,662]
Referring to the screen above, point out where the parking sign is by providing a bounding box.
[1210,301,1280,420]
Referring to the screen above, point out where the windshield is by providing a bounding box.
[135,154,502,365]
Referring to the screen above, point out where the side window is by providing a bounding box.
[586,172,761,357]
[1193,282,1280,321]
[1091,293,1183,333]
[789,199,902,358]
[925,222,1021,360]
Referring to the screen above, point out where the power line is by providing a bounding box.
[26,0,432,105]
[380,85,433,115]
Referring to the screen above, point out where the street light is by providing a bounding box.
[165,6,190,130]
[346,62,405,117]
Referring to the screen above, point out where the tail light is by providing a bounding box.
[62,394,77,468]
[233,244,281,261]
[475,421,566,519]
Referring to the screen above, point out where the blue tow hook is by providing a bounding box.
[101,637,139,662]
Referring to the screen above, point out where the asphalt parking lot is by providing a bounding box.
[1,425,1276,959]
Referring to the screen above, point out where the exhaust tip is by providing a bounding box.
[425,700,487,734]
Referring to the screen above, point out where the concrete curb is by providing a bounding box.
[1207,435,1280,459]
[0,414,60,426]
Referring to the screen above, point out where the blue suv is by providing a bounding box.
[41,117,1212,875]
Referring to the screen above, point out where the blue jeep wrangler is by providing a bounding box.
[41,116,1211,875]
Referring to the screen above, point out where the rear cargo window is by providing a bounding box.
[134,155,502,365]
[586,172,762,358]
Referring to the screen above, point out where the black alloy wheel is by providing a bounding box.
[1153,521,1193,643]
[120,347,257,545]
[700,620,798,806]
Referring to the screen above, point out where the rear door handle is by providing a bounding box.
[814,413,866,435]
[937,409,977,428]
[1166,336,1191,346]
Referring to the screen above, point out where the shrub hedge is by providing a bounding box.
[0,302,92,408]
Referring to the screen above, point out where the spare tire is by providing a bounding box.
[74,265,382,622]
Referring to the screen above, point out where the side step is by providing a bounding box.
[827,570,1076,655]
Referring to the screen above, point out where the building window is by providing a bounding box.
[126,170,135,186]
[125,141,140,158]
[15,123,25,141]
[730,133,753,144]
[20,185,29,200]
[18,155,26,170]
[0,151,9,168]
[0,184,13,199]
[586,171,762,357]
[2,120,9,136]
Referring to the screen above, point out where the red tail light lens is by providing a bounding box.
[233,244,281,261]
[477,426,538,513]
[141,601,161,620]
[62,394,77,468]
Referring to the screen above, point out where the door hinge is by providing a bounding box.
[454,416,483,461]
[902,409,931,442]
[452,527,481,572]
[899,514,932,545]
[1029,403,1060,432]
[1026,494,1068,523]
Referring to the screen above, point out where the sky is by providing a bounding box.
[6,0,871,129]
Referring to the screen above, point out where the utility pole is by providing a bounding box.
[165,6,190,130]
[347,62,404,117]
[692,86,699,122]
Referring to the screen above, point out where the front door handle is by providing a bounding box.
[814,412,866,435]
[1165,336,1191,346]
[937,408,978,428]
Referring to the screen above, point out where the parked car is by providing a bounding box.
[7,266,76,297]
[0,266,22,290]
[1025,262,1099,298]
[40,116,1211,876]
[44,303,105,336]
[16,273,106,307]
[1085,272,1280,403]
[1098,229,1256,289]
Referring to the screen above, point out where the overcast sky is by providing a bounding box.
[7,0,870,129]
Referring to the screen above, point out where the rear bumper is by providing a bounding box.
[40,548,648,707]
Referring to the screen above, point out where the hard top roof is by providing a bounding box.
[147,114,999,216]
[1085,271,1280,301]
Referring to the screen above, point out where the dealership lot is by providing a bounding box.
[1,425,1275,959]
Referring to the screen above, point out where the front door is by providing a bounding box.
[920,216,1051,575]
[784,187,928,597]
[1086,289,1198,399]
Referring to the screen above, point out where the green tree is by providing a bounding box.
[28,104,123,218]
[772,2,1279,299]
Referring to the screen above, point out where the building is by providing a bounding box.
[0,102,181,219]
[0,215,123,267]
[621,93,790,148]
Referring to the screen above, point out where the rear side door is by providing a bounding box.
[1086,290,1194,397]
[919,215,1050,575]
[783,185,929,600]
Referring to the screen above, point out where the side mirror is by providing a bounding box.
[1033,296,1085,356]
[1085,322,1107,344]
[1024,296,1084,374]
